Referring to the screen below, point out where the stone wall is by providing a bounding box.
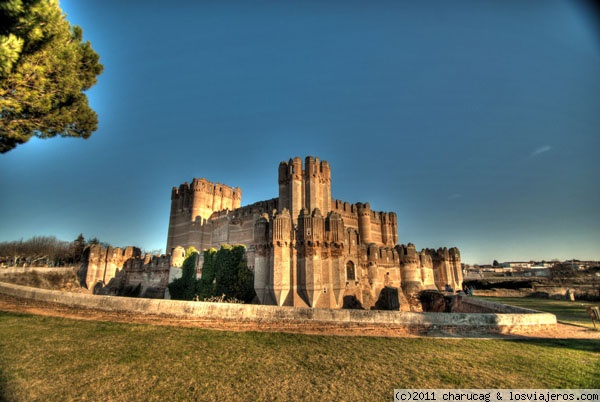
[0,282,556,335]
[79,244,174,298]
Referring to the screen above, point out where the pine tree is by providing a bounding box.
[0,0,103,153]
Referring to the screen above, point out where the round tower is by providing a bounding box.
[356,202,372,245]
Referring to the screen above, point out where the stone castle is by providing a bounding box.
[78,244,186,298]
[167,156,462,309]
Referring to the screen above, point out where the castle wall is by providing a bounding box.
[79,244,173,298]
[329,201,398,248]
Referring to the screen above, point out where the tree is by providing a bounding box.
[0,235,71,266]
[196,248,217,299]
[72,233,85,262]
[214,244,255,302]
[0,238,24,266]
[167,247,198,301]
[549,262,576,285]
[492,260,499,267]
[198,244,255,303]
[86,237,110,248]
[0,0,103,153]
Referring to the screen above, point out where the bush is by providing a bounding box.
[167,249,198,301]
[196,245,256,303]
[169,244,256,303]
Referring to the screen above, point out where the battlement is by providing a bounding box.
[171,178,241,203]
[278,156,332,222]
[80,244,174,298]
[167,178,243,251]
[278,156,331,183]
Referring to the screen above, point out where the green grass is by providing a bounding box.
[0,311,598,401]
[480,296,599,329]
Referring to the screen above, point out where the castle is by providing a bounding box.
[167,156,462,309]
[78,244,186,298]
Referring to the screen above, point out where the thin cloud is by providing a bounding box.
[531,145,552,157]
[448,193,462,200]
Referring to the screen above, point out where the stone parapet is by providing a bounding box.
[0,282,556,335]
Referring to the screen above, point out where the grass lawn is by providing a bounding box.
[479,296,599,329]
[0,311,598,401]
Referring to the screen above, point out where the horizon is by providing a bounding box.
[1,1,599,266]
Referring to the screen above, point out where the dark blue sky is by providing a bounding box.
[1,0,599,264]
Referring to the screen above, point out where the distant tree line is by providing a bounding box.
[0,234,107,267]
[168,244,256,303]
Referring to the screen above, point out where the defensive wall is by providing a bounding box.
[0,282,556,335]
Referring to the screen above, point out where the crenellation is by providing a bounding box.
[79,244,169,297]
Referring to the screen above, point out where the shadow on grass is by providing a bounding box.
[0,354,11,402]
[505,338,600,353]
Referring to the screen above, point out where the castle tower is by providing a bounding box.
[325,212,345,308]
[271,209,293,306]
[356,202,372,244]
[381,212,398,247]
[166,178,241,252]
[419,249,436,289]
[278,157,304,223]
[253,214,271,304]
[278,156,332,224]
[296,208,325,307]
[449,247,463,291]
[304,156,331,216]
[430,247,461,291]
[398,243,423,296]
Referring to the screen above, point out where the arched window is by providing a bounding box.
[346,261,356,281]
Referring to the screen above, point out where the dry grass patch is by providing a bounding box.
[0,268,81,291]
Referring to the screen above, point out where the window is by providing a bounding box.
[346,261,356,281]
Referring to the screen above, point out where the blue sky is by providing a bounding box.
[1,0,599,264]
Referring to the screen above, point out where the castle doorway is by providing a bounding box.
[346,261,355,281]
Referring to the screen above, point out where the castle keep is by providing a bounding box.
[167,156,462,309]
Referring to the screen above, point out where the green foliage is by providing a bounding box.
[196,248,217,299]
[184,246,198,259]
[0,0,103,153]
[214,244,237,297]
[196,245,256,303]
[167,251,198,301]
[213,244,255,303]
[169,245,255,303]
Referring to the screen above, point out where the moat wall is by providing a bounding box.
[0,282,556,335]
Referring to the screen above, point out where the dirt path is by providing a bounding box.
[1,293,599,339]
